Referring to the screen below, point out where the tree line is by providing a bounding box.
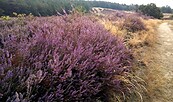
[0,0,172,18]
[161,6,172,13]
[0,0,136,16]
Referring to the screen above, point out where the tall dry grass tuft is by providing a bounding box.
[100,19,126,39]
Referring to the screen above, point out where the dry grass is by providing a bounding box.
[168,20,173,30]
[99,17,160,47]
[98,15,161,68]
[100,20,126,39]
[127,19,162,99]
[129,19,160,47]
[93,7,171,101]
[142,19,173,102]
[92,6,167,100]
[99,14,162,101]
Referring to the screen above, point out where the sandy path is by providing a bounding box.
[151,22,173,102]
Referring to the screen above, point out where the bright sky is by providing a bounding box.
[99,0,173,8]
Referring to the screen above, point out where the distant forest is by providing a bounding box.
[0,0,172,16]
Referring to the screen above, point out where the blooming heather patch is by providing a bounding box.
[122,15,146,32]
[0,15,135,101]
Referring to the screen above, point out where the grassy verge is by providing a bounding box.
[125,19,162,101]
[97,12,161,101]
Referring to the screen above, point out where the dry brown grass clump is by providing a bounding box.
[129,19,160,58]
[100,19,126,38]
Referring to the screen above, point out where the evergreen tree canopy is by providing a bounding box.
[139,3,163,19]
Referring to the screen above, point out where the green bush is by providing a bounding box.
[138,3,163,19]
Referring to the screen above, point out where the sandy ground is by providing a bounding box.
[150,22,173,102]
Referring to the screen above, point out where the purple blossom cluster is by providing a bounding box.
[0,15,133,101]
[107,10,151,21]
[106,10,128,21]
[102,10,147,33]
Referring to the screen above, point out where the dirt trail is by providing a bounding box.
[151,22,173,102]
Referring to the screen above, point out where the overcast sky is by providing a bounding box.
[98,0,173,8]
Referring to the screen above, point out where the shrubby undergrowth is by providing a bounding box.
[100,10,147,33]
[122,15,146,32]
[0,15,137,101]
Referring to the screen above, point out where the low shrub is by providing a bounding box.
[122,16,146,32]
[0,15,136,101]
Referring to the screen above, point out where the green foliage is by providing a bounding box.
[0,0,138,16]
[13,12,27,19]
[0,0,166,19]
[73,6,87,14]
[161,6,173,13]
[138,3,163,19]
[89,1,136,11]
[0,0,72,16]
[1,16,11,20]
[0,8,4,15]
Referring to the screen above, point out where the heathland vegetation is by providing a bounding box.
[0,0,172,102]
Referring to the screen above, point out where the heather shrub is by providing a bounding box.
[122,15,146,32]
[0,15,139,101]
[0,13,33,38]
[109,11,127,21]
